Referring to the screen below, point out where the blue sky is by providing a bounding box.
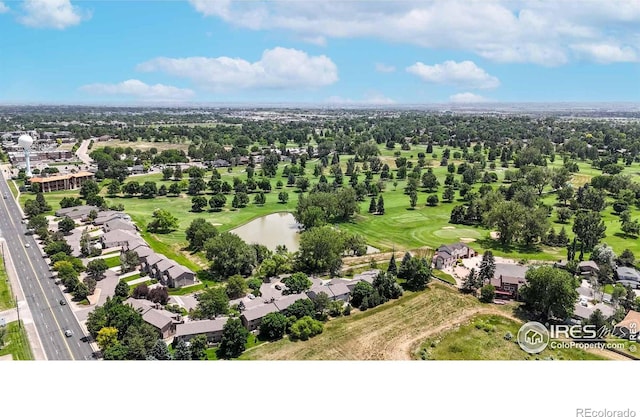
[0,0,639,104]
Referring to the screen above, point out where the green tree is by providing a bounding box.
[140,181,158,198]
[107,180,121,196]
[278,191,289,204]
[350,281,374,308]
[192,287,229,319]
[209,194,226,211]
[189,334,208,360]
[462,268,481,293]
[289,316,323,341]
[485,200,526,245]
[519,266,579,321]
[114,280,130,298]
[295,226,347,275]
[173,338,191,360]
[480,284,495,303]
[185,218,219,251]
[387,253,397,276]
[86,258,108,280]
[259,312,288,341]
[409,190,418,208]
[478,251,496,286]
[398,256,431,291]
[96,327,119,351]
[226,275,248,299]
[149,339,172,360]
[368,197,377,214]
[573,210,606,252]
[57,217,76,234]
[147,209,179,233]
[282,272,312,294]
[218,318,249,359]
[376,195,385,215]
[191,195,208,212]
[119,250,140,273]
[204,232,257,278]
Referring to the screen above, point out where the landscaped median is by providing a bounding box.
[0,256,16,310]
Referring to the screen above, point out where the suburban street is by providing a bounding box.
[0,171,94,360]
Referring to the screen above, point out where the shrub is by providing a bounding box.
[289,316,324,341]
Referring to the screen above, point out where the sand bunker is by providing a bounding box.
[459,238,476,243]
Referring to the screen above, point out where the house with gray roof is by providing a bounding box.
[141,308,181,339]
[104,218,137,233]
[100,229,144,249]
[433,243,477,269]
[163,264,196,289]
[174,318,229,344]
[490,263,530,300]
[143,253,168,275]
[352,270,380,285]
[241,303,279,331]
[93,210,130,226]
[577,261,600,276]
[273,293,308,311]
[616,266,640,288]
[152,258,178,280]
[131,244,154,261]
[55,205,98,220]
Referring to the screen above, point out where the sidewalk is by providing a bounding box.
[0,238,47,360]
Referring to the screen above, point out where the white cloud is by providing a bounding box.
[571,43,639,63]
[375,63,396,73]
[80,79,195,101]
[407,60,500,89]
[19,0,88,29]
[189,0,640,66]
[0,2,9,14]
[137,47,338,91]
[449,92,490,103]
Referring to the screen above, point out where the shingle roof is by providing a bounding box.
[104,218,136,232]
[101,229,141,246]
[241,303,278,322]
[175,318,229,338]
[494,263,529,280]
[142,309,173,330]
[273,293,308,310]
[154,258,177,274]
[165,264,194,279]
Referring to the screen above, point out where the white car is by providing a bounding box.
[64,329,73,337]
[24,243,30,248]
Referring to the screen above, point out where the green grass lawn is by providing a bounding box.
[205,334,265,360]
[102,255,121,268]
[417,314,606,360]
[432,269,456,285]
[20,143,640,266]
[122,273,141,283]
[0,256,16,310]
[7,180,19,199]
[0,321,34,360]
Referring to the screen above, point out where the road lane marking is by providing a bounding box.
[0,190,76,360]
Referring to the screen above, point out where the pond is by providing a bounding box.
[229,212,379,254]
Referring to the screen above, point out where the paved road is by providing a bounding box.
[0,172,94,360]
[75,139,93,166]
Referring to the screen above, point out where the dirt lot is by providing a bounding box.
[241,282,511,360]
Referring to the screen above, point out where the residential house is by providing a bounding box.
[572,303,615,323]
[433,243,477,269]
[613,310,640,340]
[93,211,131,226]
[131,244,154,261]
[129,165,147,175]
[174,318,229,345]
[577,261,600,276]
[490,263,529,300]
[100,229,144,249]
[141,308,181,339]
[162,264,196,289]
[615,266,640,288]
[273,293,309,311]
[207,159,231,168]
[55,205,98,220]
[352,270,380,285]
[103,218,137,233]
[240,303,279,331]
[152,258,178,280]
[143,253,168,276]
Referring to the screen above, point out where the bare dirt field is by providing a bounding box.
[241,283,511,360]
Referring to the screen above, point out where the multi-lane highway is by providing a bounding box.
[0,172,94,360]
